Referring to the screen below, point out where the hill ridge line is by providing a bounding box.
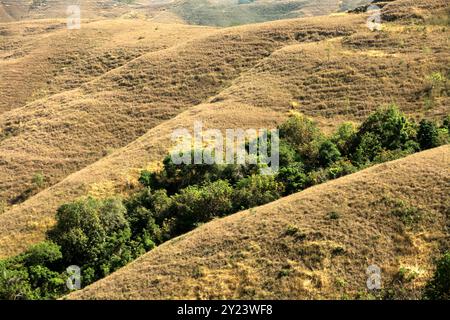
[66,145,450,299]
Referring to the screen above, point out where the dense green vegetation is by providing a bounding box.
[424,252,450,300]
[0,105,448,300]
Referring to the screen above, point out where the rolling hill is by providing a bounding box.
[0,0,448,301]
[0,18,214,114]
[67,146,450,299]
[0,0,371,25]
[0,0,448,260]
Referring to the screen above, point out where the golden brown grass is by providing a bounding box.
[0,0,448,262]
[0,0,153,22]
[0,15,360,208]
[0,18,214,114]
[66,146,450,299]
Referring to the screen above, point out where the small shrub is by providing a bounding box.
[326,159,357,179]
[331,246,346,256]
[424,252,450,300]
[397,266,418,283]
[32,172,45,189]
[436,128,449,146]
[284,225,306,241]
[277,267,291,278]
[327,211,340,220]
[443,115,450,131]
[390,201,423,226]
[426,72,447,98]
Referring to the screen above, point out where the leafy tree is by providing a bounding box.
[0,263,35,300]
[233,175,284,210]
[47,197,131,282]
[417,119,439,150]
[318,140,341,167]
[220,163,260,185]
[125,188,171,232]
[278,140,300,167]
[28,265,65,299]
[332,122,357,156]
[279,112,322,166]
[140,151,258,193]
[350,105,416,162]
[22,241,62,268]
[352,132,383,166]
[276,163,308,195]
[172,180,233,233]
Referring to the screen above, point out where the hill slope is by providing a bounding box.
[67,146,450,299]
[0,19,214,114]
[0,0,145,22]
[0,15,360,210]
[0,0,371,25]
[169,0,369,27]
[0,0,448,259]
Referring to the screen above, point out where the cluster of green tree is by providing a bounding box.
[0,105,448,300]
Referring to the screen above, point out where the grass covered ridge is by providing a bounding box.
[1,106,448,299]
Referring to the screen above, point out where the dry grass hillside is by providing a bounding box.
[0,0,448,259]
[67,146,450,299]
[0,19,214,114]
[0,0,145,22]
[0,0,370,25]
[169,0,368,27]
[0,15,360,209]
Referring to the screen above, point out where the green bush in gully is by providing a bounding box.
[425,252,450,300]
[0,105,448,299]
